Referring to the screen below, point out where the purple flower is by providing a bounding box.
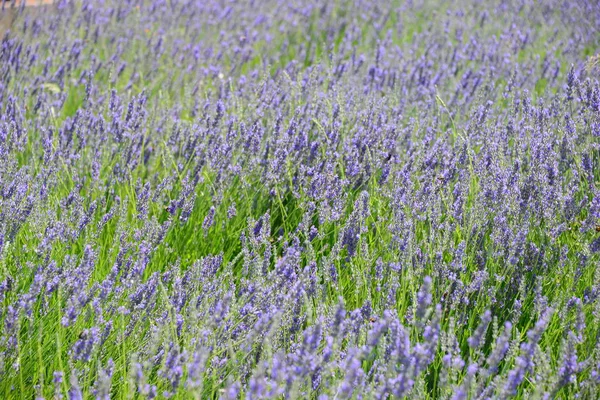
[202,206,216,234]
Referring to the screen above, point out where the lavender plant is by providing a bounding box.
[0,0,599,398]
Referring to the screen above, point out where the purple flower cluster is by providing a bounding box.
[0,0,599,398]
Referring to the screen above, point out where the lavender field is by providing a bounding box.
[0,0,599,398]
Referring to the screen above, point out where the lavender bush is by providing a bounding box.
[1,0,600,398]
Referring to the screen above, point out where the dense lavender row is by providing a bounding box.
[0,0,599,398]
